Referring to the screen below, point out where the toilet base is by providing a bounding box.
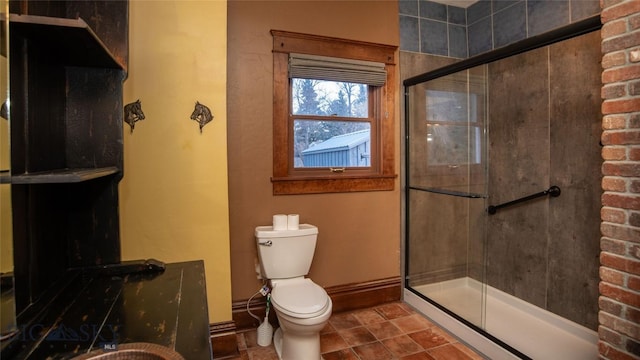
[273,327,323,360]
[273,328,283,359]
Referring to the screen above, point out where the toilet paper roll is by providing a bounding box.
[273,214,288,231]
[287,214,299,230]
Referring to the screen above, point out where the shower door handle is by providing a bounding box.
[487,186,561,215]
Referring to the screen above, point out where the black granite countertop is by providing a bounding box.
[3,260,212,359]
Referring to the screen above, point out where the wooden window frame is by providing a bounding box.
[271,30,397,195]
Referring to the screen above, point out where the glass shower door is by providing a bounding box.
[405,65,489,329]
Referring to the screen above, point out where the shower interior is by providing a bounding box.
[403,26,602,359]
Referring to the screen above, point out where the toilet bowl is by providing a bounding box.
[270,278,332,360]
[255,224,332,360]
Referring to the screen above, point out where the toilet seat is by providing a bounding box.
[271,278,330,319]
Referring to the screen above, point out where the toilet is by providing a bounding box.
[255,224,332,360]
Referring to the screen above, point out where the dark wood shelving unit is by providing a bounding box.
[3,1,129,358]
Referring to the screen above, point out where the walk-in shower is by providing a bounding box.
[403,16,602,359]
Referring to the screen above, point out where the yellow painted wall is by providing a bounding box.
[120,0,231,323]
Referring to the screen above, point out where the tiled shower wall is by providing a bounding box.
[484,31,602,330]
[399,0,601,58]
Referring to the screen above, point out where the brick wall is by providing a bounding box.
[599,0,640,359]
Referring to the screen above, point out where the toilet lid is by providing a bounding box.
[271,278,330,318]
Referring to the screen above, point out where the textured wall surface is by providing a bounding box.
[121,1,231,323]
[227,0,401,302]
[598,0,640,358]
[487,30,602,330]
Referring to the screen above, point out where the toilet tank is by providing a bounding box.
[255,224,318,280]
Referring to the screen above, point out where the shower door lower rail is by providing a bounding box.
[405,286,532,360]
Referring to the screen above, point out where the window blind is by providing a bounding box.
[288,53,387,86]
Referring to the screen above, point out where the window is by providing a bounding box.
[271,30,397,195]
[292,79,371,169]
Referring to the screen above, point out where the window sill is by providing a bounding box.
[271,174,397,195]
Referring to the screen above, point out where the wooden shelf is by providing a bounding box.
[10,167,119,184]
[9,14,124,70]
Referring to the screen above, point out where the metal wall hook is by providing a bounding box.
[1,99,8,120]
[190,101,214,133]
[124,99,145,133]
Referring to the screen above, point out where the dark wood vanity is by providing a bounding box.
[5,261,212,359]
[1,1,212,358]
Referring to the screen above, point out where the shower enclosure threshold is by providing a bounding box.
[405,278,598,360]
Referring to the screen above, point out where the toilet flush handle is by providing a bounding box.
[259,240,273,247]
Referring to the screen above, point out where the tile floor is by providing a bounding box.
[231,302,486,360]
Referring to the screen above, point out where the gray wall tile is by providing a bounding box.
[571,0,600,22]
[448,5,466,25]
[399,0,419,16]
[399,0,599,59]
[493,1,526,48]
[420,0,448,21]
[421,18,449,56]
[468,0,491,25]
[492,0,519,13]
[469,17,493,57]
[528,0,570,37]
[400,15,421,52]
[449,24,468,58]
